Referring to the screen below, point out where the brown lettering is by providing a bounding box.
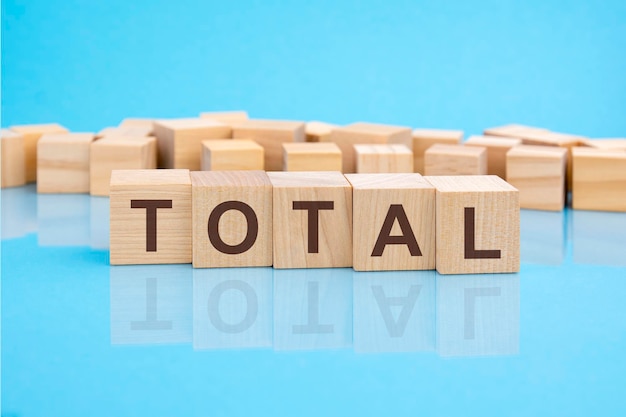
[371,204,422,257]
[208,201,259,255]
[464,207,501,259]
[292,201,334,253]
[130,200,173,252]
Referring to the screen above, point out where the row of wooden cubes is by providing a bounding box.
[110,170,520,275]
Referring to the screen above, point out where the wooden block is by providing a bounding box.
[354,144,413,173]
[581,138,626,150]
[506,145,567,211]
[268,171,352,268]
[90,136,157,196]
[37,133,95,193]
[483,123,549,138]
[572,147,626,212]
[464,135,522,179]
[283,142,342,171]
[153,118,231,170]
[1,129,26,188]
[232,120,305,171]
[10,123,69,182]
[305,121,337,142]
[109,169,192,264]
[118,118,155,131]
[201,139,264,171]
[191,171,272,268]
[322,122,412,173]
[346,173,435,271]
[425,175,520,274]
[97,126,153,139]
[412,129,463,174]
[199,111,249,123]
[424,144,487,176]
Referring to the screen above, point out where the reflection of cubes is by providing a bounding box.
[573,210,626,267]
[273,268,352,351]
[90,196,110,249]
[353,270,435,353]
[193,268,272,350]
[436,274,520,357]
[520,209,564,265]
[37,194,90,246]
[1,185,37,239]
[110,265,193,345]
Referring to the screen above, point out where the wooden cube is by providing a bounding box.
[268,171,352,268]
[191,171,272,268]
[506,145,567,211]
[201,139,264,171]
[1,129,26,188]
[10,123,69,182]
[354,144,413,173]
[305,121,337,142]
[232,120,305,171]
[464,135,522,179]
[346,173,435,271]
[283,142,342,171]
[110,169,192,265]
[572,147,626,212]
[425,175,520,274]
[97,126,153,139]
[90,136,157,196]
[118,118,155,131]
[322,122,412,173]
[37,133,95,193]
[153,118,231,170]
[424,144,487,176]
[581,138,626,150]
[483,124,549,138]
[411,129,464,174]
[199,111,249,123]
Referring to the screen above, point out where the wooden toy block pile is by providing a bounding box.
[2,115,625,273]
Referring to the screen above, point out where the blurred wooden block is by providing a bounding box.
[581,138,626,151]
[110,169,192,265]
[90,136,157,196]
[10,123,69,182]
[322,122,412,173]
[464,135,522,179]
[199,111,249,123]
[1,129,26,188]
[97,126,153,139]
[268,171,352,268]
[305,121,337,142]
[118,118,154,131]
[191,171,272,268]
[355,144,413,173]
[283,142,342,171]
[232,120,305,171]
[424,144,487,176]
[483,124,549,138]
[37,133,95,193]
[346,173,435,271]
[153,118,231,170]
[506,145,567,211]
[201,139,264,171]
[425,175,520,274]
[412,129,463,174]
[572,147,626,212]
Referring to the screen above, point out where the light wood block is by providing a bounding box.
[232,120,305,171]
[97,126,153,139]
[581,138,626,150]
[412,129,463,174]
[110,169,192,265]
[322,122,412,173]
[118,118,155,132]
[483,124,549,138]
[572,147,626,212]
[153,118,231,170]
[424,144,487,176]
[506,145,567,211]
[37,133,95,193]
[283,142,342,171]
[1,129,26,188]
[346,173,435,271]
[305,121,337,142]
[10,123,69,182]
[425,175,520,274]
[200,111,249,123]
[355,144,413,173]
[191,171,272,268]
[201,139,264,171]
[90,136,157,196]
[268,171,352,268]
[464,135,522,179]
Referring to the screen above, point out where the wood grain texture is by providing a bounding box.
[199,111,249,123]
[464,135,522,179]
[354,144,413,173]
[411,129,463,174]
[37,133,95,193]
[483,124,549,138]
[346,173,435,271]
[506,145,567,211]
[572,147,626,212]
[581,138,626,150]
[305,121,337,142]
[118,118,155,132]
[283,142,342,171]
[1,129,26,188]
[10,123,69,182]
[110,169,192,265]
[268,171,352,268]
[424,144,487,176]
[425,175,520,274]
[97,126,153,138]
[191,171,272,268]
[201,139,264,171]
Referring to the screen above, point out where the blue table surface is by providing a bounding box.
[1,185,625,416]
